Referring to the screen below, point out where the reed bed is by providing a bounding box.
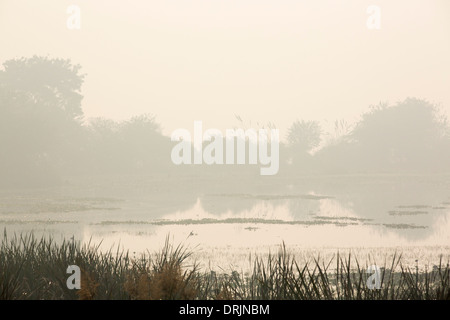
[0,232,448,300]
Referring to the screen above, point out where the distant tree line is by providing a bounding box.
[288,98,450,174]
[1,56,449,186]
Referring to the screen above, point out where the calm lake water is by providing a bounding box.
[1,173,449,271]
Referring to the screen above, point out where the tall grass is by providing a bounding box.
[0,232,448,300]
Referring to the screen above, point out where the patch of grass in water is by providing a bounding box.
[382,223,428,229]
[388,211,428,216]
[208,193,334,200]
[397,205,430,209]
[92,218,358,227]
[1,197,122,215]
[58,197,124,203]
[0,219,77,225]
[313,216,373,222]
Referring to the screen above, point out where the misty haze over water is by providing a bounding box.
[1,1,449,270]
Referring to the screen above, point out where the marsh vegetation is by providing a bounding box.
[1,233,449,300]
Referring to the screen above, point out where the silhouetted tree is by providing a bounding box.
[286,120,321,153]
[120,114,170,172]
[285,120,321,170]
[316,98,449,173]
[0,56,85,186]
[84,114,171,174]
[352,98,447,170]
[0,56,84,121]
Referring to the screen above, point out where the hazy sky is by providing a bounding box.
[1,0,449,140]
